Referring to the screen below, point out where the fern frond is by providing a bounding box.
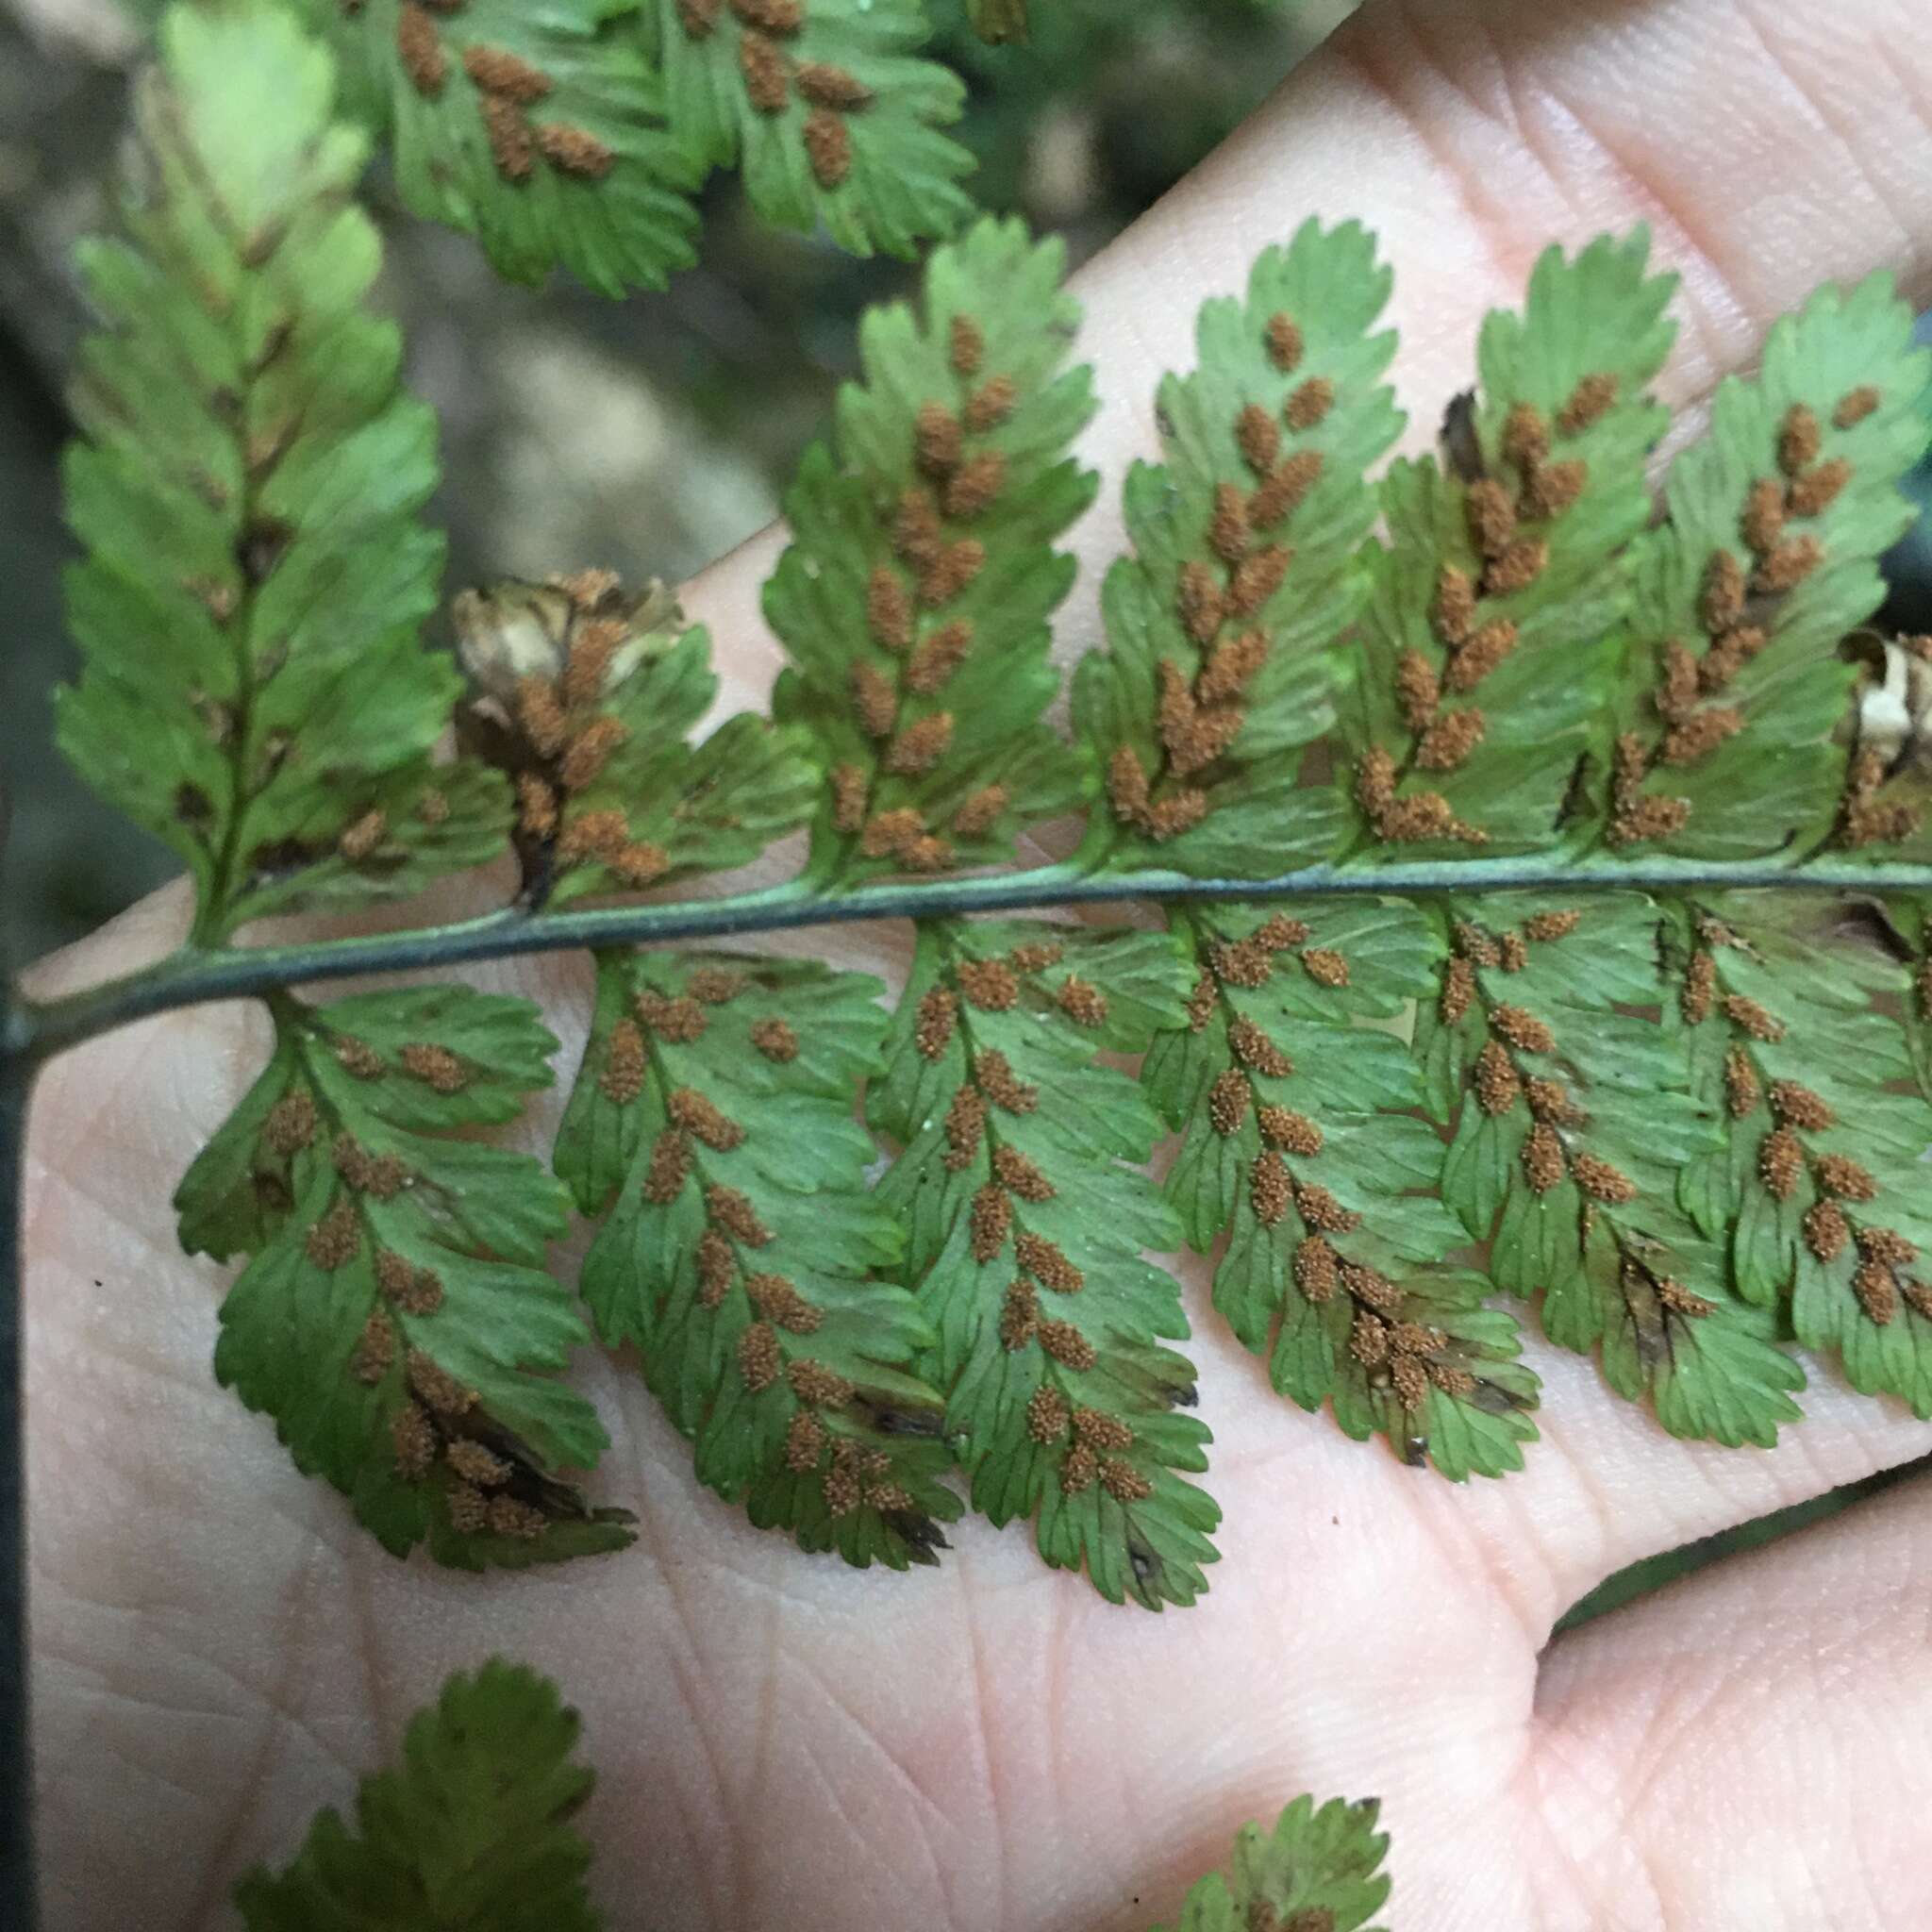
[558,950,961,1565]
[1343,233,1676,854]
[1145,901,1539,1479]
[1072,219,1402,874]
[178,987,631,1567]
[1671,896,1932,1417]
[1606,275,1929,855]
[1417,894,1805,1445]
[236,1659,602,1929]
[644,0,974,258]
[870,920,1220,1608]
[1154,1794,1391,1932]
[768,216,1098,879]
[290,0,704,293]
[451,575,815,907]
[58,0,505,944]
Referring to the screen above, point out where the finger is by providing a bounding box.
[1530,1468,1932,1929]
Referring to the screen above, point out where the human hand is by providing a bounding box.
[23,0,1932,1924]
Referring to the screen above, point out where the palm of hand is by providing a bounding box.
[23,1,1932,1926]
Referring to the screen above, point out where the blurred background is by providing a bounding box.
[2,0,1929,1622]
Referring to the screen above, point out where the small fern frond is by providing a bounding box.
[768,216,1098,878]
[178,987,631,1567]
[558,951,961,1566]
[58,0,505,945]
[1073,218,1402,874]
[1607,275,1929,856]
[644,0,974,258]
[236,1659,602,1929]
[1343,232,1677,855]
[452,574,815,907]
[1419,894,1805,1445]
[290,0,705,293]
[1145,901,1539,1479]
[871,920,1220,1608]
[1154,1794,1392,1932]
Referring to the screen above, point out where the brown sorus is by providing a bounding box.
[904,607,974,691]
[1557,372,1619,438]
[803,109,853,190]
[797,61,872,109]
[737,1322,782,1393]
[1264,313,1304,372]
[750,1018,798,1062]
[407,1349,475,1417]
[599,1019,648,1104]
[957,958,1020,1011]
[396,5,447,95]
[1237,403,1281,475]
[738,30,790,113]
[1524,458,1587,521]
[992,1145,1055,1202]
[1026,1384,1070,1444]
[481,94,536,181]
[1465,479,1518,560]
[392,1404,438,1480]
[1757,1126,1805,1200]
[964,375,1018,434]
[1038,1320,1097,1371]
[1208,1069,1251,1135]
[1257,1107,1322,1157]
[665,1087,744,1151]
[641,1127,692,1204]
[949,314,985,376]
[1056,976,1108,1028]
[915,986,958,1059]
[262,1090,317,1156]
[1816,1154,1878,1202]
[1473,1040,1521,1116]
[1779,404,1824,475]
[1489,1005,1555,1054]
[1834,386,1881,431]
[1250,451,1324,528]
[1803,1198,1850,1263]
[1741,477,1787,556]
[706,1184,772,1246]
[338,808,387,863]
[1015,1232,1082,1293]
[1522,1123,1566,1193]
[464,45,553,101]
[636,990,708,1042]
[305,1198,360,1271]
[1283,377,1335,432]
[1769,1080,1834,1131]
[970,1184,1012,1261]
[536,123,615,180]
[1294,1182,1360,1234]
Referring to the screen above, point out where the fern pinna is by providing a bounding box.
[44,0,1932,1612]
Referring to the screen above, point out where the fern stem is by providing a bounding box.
[0,1005,36,1929]
[16,853,1932,1065]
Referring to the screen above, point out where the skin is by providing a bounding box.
[20,0,1932,1924]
